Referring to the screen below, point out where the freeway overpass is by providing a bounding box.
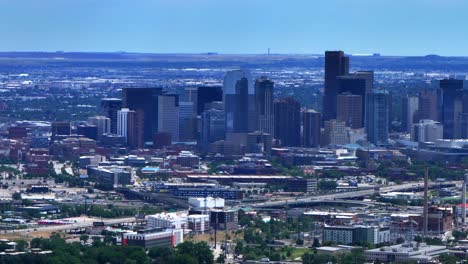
[251,181,459,208]
[4,216,138,235]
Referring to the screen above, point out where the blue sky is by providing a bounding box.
[0,0,467,55]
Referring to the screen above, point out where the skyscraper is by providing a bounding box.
[366,91,390,145]
[401,96,419,133]
[440,79,464,139]
[255,76,275,136]
[223,70,256,133]
[337,71,374,127]
[122,87,162,142]
[337,93,362,129]
[100,98,122,134]
[197,86,223,115]
[179,101,196,141]
[274,97,301,147]
[323,51,349,121]
[303,109,321,147]
[418,90,440,122]
[200,107,225,153]
[117,108,133,144]
[158,94,180,142]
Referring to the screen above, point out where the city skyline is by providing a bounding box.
[1,0,468,56]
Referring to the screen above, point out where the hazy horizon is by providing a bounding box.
[1,0,468,56]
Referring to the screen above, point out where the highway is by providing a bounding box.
[4,216,138,235]
[251,181,460,208]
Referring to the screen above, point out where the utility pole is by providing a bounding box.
[423,167,429,235]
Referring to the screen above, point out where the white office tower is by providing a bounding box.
[411,119,443,143]
[89,115,111,139]
[223,69,256,133]
[158,94,180,141]
[117,108,131,143]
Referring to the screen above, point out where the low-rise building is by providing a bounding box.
[365,242,448,263]
[147,212,188,230]
[122,228,183,249]
[187,214,210,233]
[210,209,238,230]
[323,225,390,245]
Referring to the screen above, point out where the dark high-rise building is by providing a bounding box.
[440,79,464,139]
[197,86,223,115]
[303,109,321,147]
[200,107,225,153]
[100,98,122,134]
[418,90,440,122]
[77,125,98,140]
[337,93,363,129]
[323,51,349,121]
[223,70,256,133]
[274,97,301,147]
[122,88,162,142]
[255,76,275,136]
[51,122,71,139]
[366,91,390,145]
[337,71,374,127]
[158,94,180,142]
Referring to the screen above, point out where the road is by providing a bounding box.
[4,216,138,234]
[252,181,460,208]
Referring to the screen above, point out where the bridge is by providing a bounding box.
[115,188,189,209]
[251,181,459,208]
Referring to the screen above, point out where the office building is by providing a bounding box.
[187,214,210,233]
[418,90,440,122]
[337,93,363,129]
[440,79,464,139]
[184,87,198,114]
[365,242,448,263]
[158,94,179,142]
[210,210,238,230]
[117,108,131,143]
[337,71,374,127]
[323,51,349,121]
[122,229,183,249]
[274,97,301,147]
[366,91,390,145]
[323,119,348,145]
[200,107,225,152]
[147,212,188,230]
[402,96,419,133]
[223,70,256,133]
[51,122,71,139]
[196,86,223,115]
[411,119,443,143]
[88,116,111,140]
[303,109,321,147]
[246,131,272,156]
[188,197,225,210]
[255,76,275,136]
[122,87,163,142]
[179,101,196,141]
[100,98,122,134]
[323,225,390,245]
[88,166,132,188]
[77,125,98,140]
